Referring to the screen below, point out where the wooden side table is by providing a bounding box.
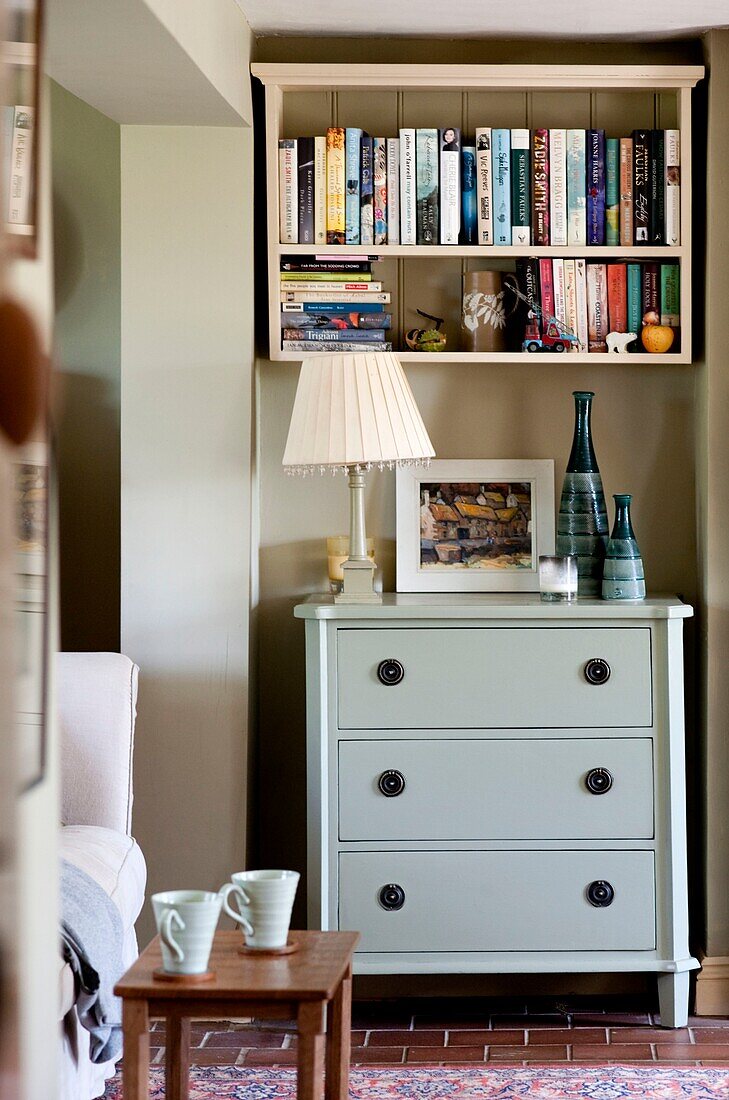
[115,929,359,1100]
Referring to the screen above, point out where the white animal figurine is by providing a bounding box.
[606,331,638,354]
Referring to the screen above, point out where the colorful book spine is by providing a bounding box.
[314,136,327,245]
[660,263,680,327]
[282,301,387,313]
[373,138,388,245]
[386,138,400,244]
[282,328,387,343]
[552,258,566,326]
[492,128,511,245]
[606,137,620,246]
[531,128,550,245]
[564,259,578,347]
[586,129,606,246]
[297,137,315,245]
[280,259,371,271]
[620,137,633,248]
[632,130,650,244]
[510,128,531,245]
[281,312,391,330]
[399,128,416,245]
[344,127,362,244]
[283,341,393,352]
[461,146,477,244]
[650,129,665,245]
[566,129,586,246]
[326,127,345,245]
[641,261,660,322]
[627,264,642,332]
[475,127,493,245]
[360,134,374,245]
[586,263,609,351]
[278,138,297,244]
[512,258,540,346]
[665,130,681,246]
[539,258,555,333]
[575,258,589,352]
[416,128,439,245]
[549,129,567,247]
[281,290,390,303]
[439,126,461,244]
[607,263,627,332]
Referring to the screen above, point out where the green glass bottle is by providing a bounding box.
[556,391,608,596]
[602,494,646,601]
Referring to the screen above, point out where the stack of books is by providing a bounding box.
[280,256,393,352]
[279,126,680,248]
[2,104,34,226]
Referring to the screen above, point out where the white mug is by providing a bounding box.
[151,890,222,975]
[219,870,299,950]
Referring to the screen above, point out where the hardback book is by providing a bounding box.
[439,126,461,244]
[326,127,346,244]
[660,263,680,327]
[586,129,606,246]
[549,129,567,247]
[281,270,373,281]
[360,134,374,245]
[386,138,400,244]
[416,128,439,245]
[280,312,391,329]
[373,138,388,245]
[538,257,555,333]
[280,280,380,292]
[620,137,633,248]
[531,128,550,245]
[586,263,609,351]
[281,290,390,303]
[552,258,566,325]
[492,128,511,245]
[399,128,417,245]
[650,129,665,245]
[564,259,578,347]
[512,257,540,347]
[574,258,589,352]
[641,261,660,322]
[1,106,13,213]
[665,129,680,246]
[282,340,393,352]
[461,145,478,244]
[280,259,371,271]
[475,127,493,244]
[314,136,327,244]
[627,263,642,332]
[345,127,363,244]
[632,130,651,244]
[510,129,531,245]
[606,137,620,246]
[278,138,297,244]
[281,300,387,312]
[607,263,628,332]
[566,129,586,246]
[282,328,387,343]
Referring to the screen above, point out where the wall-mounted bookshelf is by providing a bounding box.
[252,63,704,365]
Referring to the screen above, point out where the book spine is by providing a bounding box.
[510,128,531,245]
[512,257,541,346]
[373,138,388,245]
[386,138,400,244]
[627,264,642,332]
[314,136,327,245]
[282,301,386,313]
[439,127,461,244]
[282,328,387,343]
[344,127,362,244]
[586,263,609,351]
[297,137,315,246]
[632,130,650,244]
[566,129,586,246]
[280,280,381,291]
[665,129,681,246]
[1,105,13,214]
[281,271,373,282]
[492,128,511,245]
[586,129,606,246]
[607,263,628,332]
[461,146,477,244]
[650,129,665,245]
[660,263,680,326]
[360,135,374,245]
[531,128,550,245]
[552,258,566,326]
[326,127,345,245]
[281,291,390,303]
[549,128,567,247]
[620,137,633,248]
[475,127,493,245]
[416,128,439,245]
[281,312,391,330]
[575,257,589,352]
[641,261,660,322]
[283,341,393,352]
[280,260,372,271]
[278,138,297,244]
[606,137,620,246]
[563,259,578,348]
[399,129,416,245]
[539,257,555,334]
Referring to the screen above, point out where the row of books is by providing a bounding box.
[278,127,680,249]
[1,104,33,226]
[279,257,393,351]
[512,258,680,352]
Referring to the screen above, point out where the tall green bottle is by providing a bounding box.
[556,391,608,596]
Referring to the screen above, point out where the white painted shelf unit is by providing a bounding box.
[252,63,704,365]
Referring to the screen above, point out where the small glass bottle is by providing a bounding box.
[602,494,646,602]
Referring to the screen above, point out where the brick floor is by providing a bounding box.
[143,998,729,1066]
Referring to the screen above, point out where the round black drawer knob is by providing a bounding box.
[585,767,613,795]
[586,880,615,907]
[584,658,611,685]
[378,883,405,911]
[378,769,406,797]
[377,659,404,686]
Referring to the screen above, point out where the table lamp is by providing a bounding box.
[283,351,435,603]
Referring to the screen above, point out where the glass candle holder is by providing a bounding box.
[539,555,578,603]
[326,536,375,594]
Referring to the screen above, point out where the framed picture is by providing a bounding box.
[396,459,555,593]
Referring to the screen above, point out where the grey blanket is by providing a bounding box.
[60,859,124,1064]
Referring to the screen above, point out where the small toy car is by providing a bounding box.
[522,318,580,353]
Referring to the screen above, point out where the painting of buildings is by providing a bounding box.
[419,481,532,570]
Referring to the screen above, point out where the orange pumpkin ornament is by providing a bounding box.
[641,323,675,354]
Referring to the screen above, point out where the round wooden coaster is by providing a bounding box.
[238,939,299,957]
[152,968,215,983]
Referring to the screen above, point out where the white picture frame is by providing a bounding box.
[396,459,555,593]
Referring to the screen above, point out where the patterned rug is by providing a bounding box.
[104,1064,729,1099]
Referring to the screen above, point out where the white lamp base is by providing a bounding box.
[335,558,382,604]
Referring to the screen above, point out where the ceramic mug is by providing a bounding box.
[151,890,222,975]
[219,870,299,949]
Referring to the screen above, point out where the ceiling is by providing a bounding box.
[235,0,729,39]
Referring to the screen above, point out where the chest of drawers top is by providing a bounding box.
[295,594,692,622]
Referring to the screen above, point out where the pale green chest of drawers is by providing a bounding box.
[295,594,698,1027]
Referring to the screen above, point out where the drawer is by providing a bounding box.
[337,627,652,729]
[339,850,656,952]
[339,738,654,841]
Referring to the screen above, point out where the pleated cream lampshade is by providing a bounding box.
[282,351,435,473]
